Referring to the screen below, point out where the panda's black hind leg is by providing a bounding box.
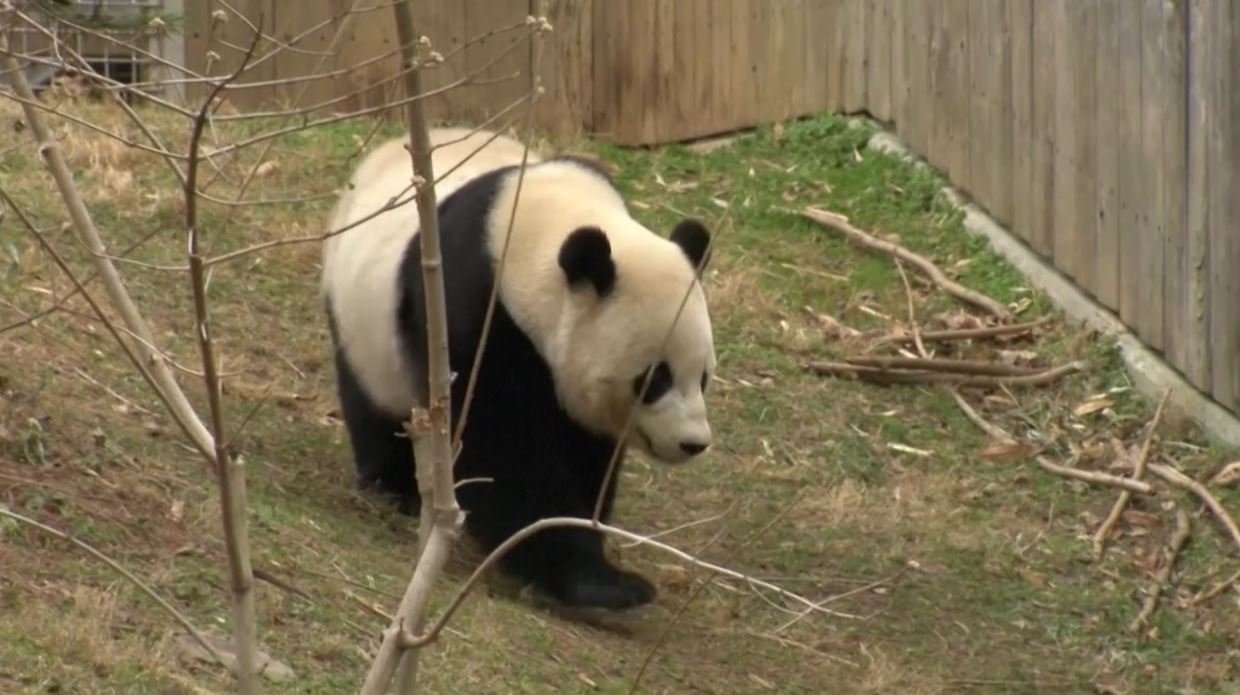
[333,348,419,514]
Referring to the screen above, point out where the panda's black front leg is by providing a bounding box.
[499,523,655,611]
[332,349,420,514]
[461,470,655,611]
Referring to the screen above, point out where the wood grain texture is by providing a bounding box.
[1028,0,1056,258]
[1053,0,1098,290]
[1135,0,1165,350]
[1094,0,1121,308]
[1208,0,1239,411]
[888,0,908,132]
[930,0,970,186]
[1116,0,1143,327]
[1009,0,1034,246]
[1183,0,1212,391]
[840,0,867,113]
[1159,0,1189,376]
[865,0,891,122]
[538,0,592,136]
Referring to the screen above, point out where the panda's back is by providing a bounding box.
[322,129,539,417]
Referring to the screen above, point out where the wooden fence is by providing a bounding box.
[182,0,1240,415]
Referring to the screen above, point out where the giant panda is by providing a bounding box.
[321,127,716,611]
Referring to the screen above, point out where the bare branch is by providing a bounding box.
[1092,389,1171,561]
[1148,462,1240,555]
[0,47,216,455]
[801,206,1013,320]
[1035,456,1154,495]
[183,27,264,693]
[1129,507,1192,634]
[400,515,859,655]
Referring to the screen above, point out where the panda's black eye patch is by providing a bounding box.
[633,361,673,404]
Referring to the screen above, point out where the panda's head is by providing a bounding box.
[552,218,716,464]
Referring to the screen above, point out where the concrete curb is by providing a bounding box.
[863,122,1240,452]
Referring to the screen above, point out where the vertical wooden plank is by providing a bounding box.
[930,0,970,189]
[698,0,733,137]
[1160,0,1189,376]
[901,1,931,156]
[785,0,810,120]
[990,1,1014,226]
[1182,0,1211,391]
[1028,0,1056,258]
[820,0,842,112]
[889,0,908,131]
[1116,1,1145,340]
[538,0,593,137]
[1094,0,1121,310]
[729,0,757,132]
[464,1,532,123]
[967,1,993,213]
[840,0,866,113]
[1134,0,1166,350]
[865,0,891,122]
[592,0,648,143]
[805,0,835,113]
[1052,1,1097,290]
[1009,0,1034,245]
[1209,0,1240,411]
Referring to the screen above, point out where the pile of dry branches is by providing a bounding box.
[799,205,1240,636]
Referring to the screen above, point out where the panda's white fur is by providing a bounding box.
[321,127,716,610]
[322,128,540,418]
[323,128,714,463]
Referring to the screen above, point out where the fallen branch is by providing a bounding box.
[1148,462,1240,555]
[1129,507,1192,634]
[950,389,1014,442]
[844,356,1042,377]
[1035,457,1154,495]
[802,207,1012,320]
[1092,389,1171,562]
[807,360,1083,388]
[1191,568,1240,606]
[877,318,1051,346]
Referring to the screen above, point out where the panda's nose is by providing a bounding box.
[679,441,709,456]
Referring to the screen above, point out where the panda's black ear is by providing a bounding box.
[670,218,711,273]
[559,226,616,297]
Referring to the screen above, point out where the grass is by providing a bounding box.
[2,95,1239,694]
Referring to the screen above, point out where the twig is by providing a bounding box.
[1034,457,1154,495]
[774,569,904,634]
[801,207,1012,320]
[894,258,928,359]
[0,34,216,460]
[360,4,468,693]
[184,27,264,694]
[1148,462,1240,555]
[0,507,228,668]
[1191,568,1240,606]
[1092,389,1171,561]
[949,390,1014,442]
[398,515,855,656]
[1129,507,1192,634]
[877,318,1052,346]
[844,356,1043,376]
[807,360,1083,387]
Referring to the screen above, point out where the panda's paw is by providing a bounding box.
[558,565,656,611]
